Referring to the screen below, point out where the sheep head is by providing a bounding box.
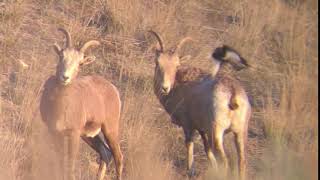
[148,30,192,94]
[53,28,100,85]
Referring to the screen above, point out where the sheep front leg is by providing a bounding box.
[51,132,64,180]
[63,130,80,180]
[234,131,247,180]
[184,128,196,177]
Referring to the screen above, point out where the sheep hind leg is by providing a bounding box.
[212,126,229,173]
[199,131,218,170]
[95,132,111,180]
[97,162,107,180]
[82,135,111,180]
[101,125,123,180]
[234,131,247,180]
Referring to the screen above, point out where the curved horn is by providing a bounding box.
[53,43,62,54]
[58,28,72,48]
[80,40,100,53]
[175,37,192,54]
[148,30,164,52]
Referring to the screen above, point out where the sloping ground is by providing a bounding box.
[0,0,317,180]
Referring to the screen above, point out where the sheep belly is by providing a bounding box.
[84,128,101,138]
[82,121,101,137]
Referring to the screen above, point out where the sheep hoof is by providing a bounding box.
[187,167,196,178]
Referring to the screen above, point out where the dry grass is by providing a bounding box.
[0,0,317,180]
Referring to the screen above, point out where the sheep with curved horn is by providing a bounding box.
[148,30,251,180]
[40,28,123,180]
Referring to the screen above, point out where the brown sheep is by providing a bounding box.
[148,30,251,180]
[40,28,123,180]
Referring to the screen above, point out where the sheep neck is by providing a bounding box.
[45,76,75,102]
[154,66,208,107]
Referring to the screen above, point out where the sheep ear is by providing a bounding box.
[147,43,162,56]
[80,56,96,66]
[155,43,163,52]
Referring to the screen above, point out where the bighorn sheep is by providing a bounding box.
[40,28,123,180]
[148,30,251,180]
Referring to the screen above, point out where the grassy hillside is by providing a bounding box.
[0,0,318,179]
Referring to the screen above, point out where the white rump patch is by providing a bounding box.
[213,90,232,128]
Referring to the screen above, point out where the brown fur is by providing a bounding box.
[41,75,121,134]
[175,66,238,109]
[175,66,210,84]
